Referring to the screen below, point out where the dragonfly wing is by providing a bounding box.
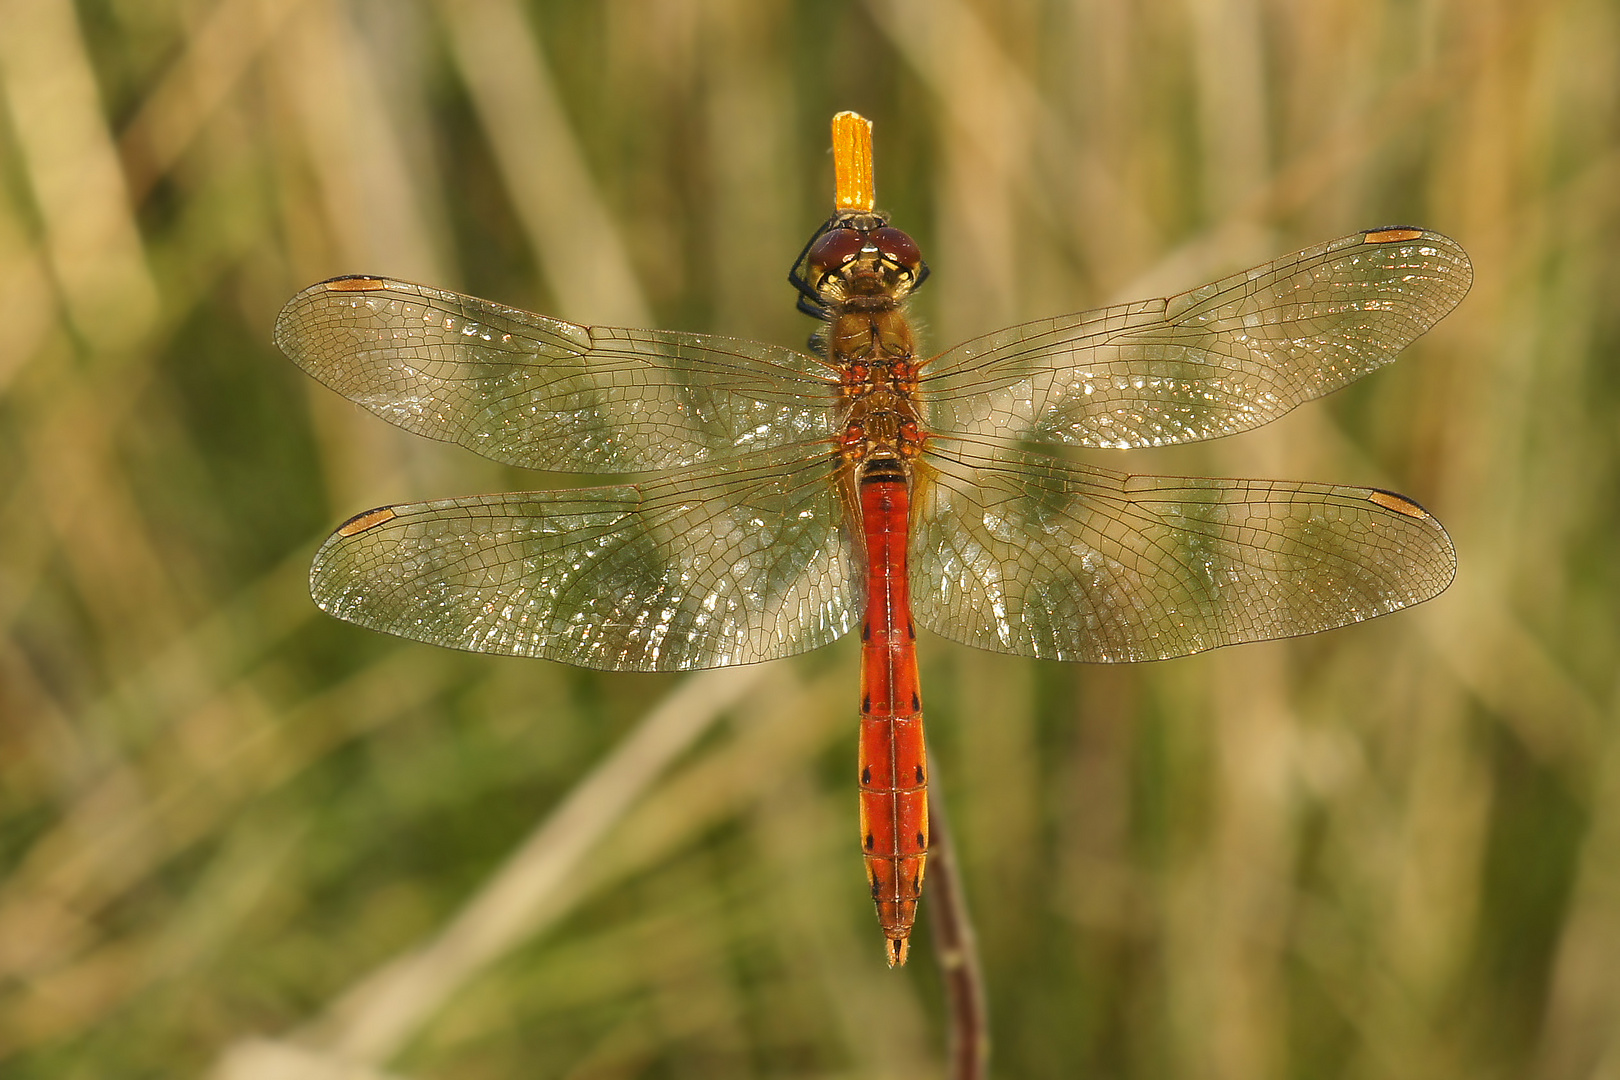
[310,446,858,671]
[921,229,1472,449]
[275,276,836,473]
[912,439,1455,662]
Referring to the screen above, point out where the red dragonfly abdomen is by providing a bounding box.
[857,455,928,968]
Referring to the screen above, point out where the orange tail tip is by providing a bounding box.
[887,934,910,967]
[833,111,875,212]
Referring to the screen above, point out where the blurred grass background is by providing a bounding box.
[1,0,1617,1077]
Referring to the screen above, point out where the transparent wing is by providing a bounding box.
[912,439,1455,663]
[921,228,1472,449]
[310,445,857,671]
[275,276,836,474]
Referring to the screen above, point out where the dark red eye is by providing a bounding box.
[871,227,922,273]
[806,227,865,280]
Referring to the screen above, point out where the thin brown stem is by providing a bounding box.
[925,751,990,1080]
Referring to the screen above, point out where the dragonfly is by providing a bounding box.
[276,112,1471,966]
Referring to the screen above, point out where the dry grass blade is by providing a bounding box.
[279,666,766,1066]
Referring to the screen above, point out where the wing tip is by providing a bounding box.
[1357,225,1474,310]
[1366,486,1458,596]
[273,276,401,353]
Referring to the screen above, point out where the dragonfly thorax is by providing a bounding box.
[840,393,923,466]
[834,308,924,468]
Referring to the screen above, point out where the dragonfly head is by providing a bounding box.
[788,211,930,321]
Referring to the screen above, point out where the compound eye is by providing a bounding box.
[871,226,923,276]
[805,227,865,282]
